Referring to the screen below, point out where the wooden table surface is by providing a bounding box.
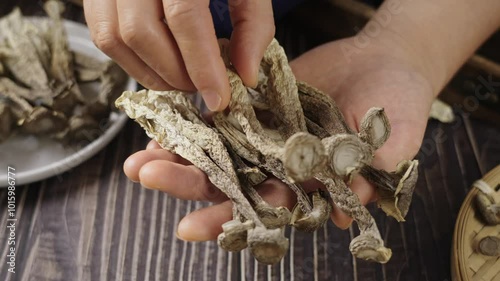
[1,1,499,281]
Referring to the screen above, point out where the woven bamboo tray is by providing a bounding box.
[451,165,500,281]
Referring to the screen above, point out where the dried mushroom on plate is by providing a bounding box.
[0,0,127,144]
[116,39,419,265]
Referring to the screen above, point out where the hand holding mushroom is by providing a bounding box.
[117,39,422,264]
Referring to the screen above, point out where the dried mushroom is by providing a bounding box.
[116,90,289,264]
[477,236,500,256]
[19,106,67,135]
[474,180,500,225]
[360,160,419,222]
[0,1,128,144]
[117,39,419,264]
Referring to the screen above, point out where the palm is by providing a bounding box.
[291,38,433,169]
[124,37,435,240]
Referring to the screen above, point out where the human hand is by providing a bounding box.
[83,0,275,111]
[122,35,435,241]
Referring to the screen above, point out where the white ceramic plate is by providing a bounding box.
[0,19,135,187]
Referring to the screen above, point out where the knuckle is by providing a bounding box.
[138,73,164,91]
[150,61,194,91]
[91,23,121,53]
[164,0,198,24]
[120,20,145,48]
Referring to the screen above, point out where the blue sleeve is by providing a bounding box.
[210,0,306,38]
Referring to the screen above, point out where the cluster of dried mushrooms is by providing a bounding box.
[116,39,419,265]
[0,1,127,144]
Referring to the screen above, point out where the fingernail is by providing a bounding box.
[202,90,222,111]
[247,62,259,88]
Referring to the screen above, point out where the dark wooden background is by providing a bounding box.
[1,1,499,280]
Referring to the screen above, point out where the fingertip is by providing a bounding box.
[176,215,215,241]
[201,80,231,111]
[176,201,233,241]
[200,90,222,112]
[123,155,141,182]
[137,161,157,189]
[146,140,161,150]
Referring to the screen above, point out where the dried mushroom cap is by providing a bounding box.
[323,134,373,178]
[358,107,391,150]
[362,160,419,222]
[217,220,254,252]
[349,233,392,263]
[290,190,332,232]
[282,132,326,183]
[247,226,289,265]
[255,205,291,229]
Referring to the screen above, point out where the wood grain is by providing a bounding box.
[1,1,499,281]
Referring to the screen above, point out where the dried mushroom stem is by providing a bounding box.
[360,160,419,222]
[317,175,392,263]
[228,142,292,229]
[214,111,315,225]
[312,133,391,263]
[223,71,317,208]
[116,90,289,264]
[226,69,325,183]
[297,81,353,135]
[214,110,333,232]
